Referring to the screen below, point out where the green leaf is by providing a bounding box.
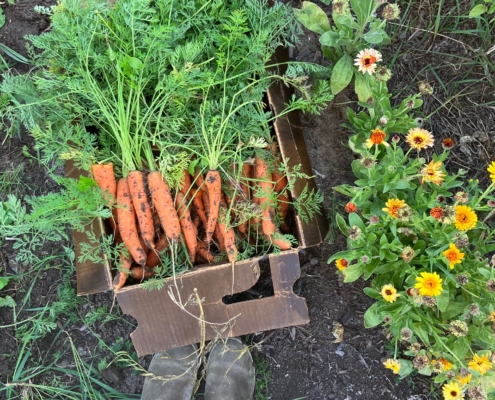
[364,302,382,328]
[363,287,381,299]
[398,359,414,378]
[469,4,487,17]
[350,0,367,25]
[437,283,449,312]
[363,258,379,280]
[0,296,16,308]
[342,263,365,282]
[0,277,9,291]
[336,213,349,236]
[0,9,5,29]
[328,249,357,264]
[412,322,430,346]
[126,56,144,70]
[452,337,469,359]
[319,31,340,47]
[293,2,331,34]
[354,71,372,103]
[362,29,384,44]
[77,176,97,192]
[349,212,365,231]
[330,54,354,95]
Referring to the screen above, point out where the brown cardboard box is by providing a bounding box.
[68,46,328,357]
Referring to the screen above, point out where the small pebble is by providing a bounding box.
[335,350,345,357]
[310,257,318,266]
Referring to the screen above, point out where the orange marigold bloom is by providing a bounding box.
[345,202,357,213]
[336,259,348,271]
[438,358,453,371]
[382,198,406,218]
[430,207,443,220]
[442,138,454,149]
[365,128,390,148]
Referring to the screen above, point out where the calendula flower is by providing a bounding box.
[406,128,434,150]
[487,161,495,184]
[381,284,400,303]
[345,202,357,213]
[449,320,468,337]
[382,3,400,20]
[431,360,444,373]
[415,271,443,297]
[486,279,495,292]
[430,207,443,220]
[383,358,401,374]
[468,354,492,375]
[360,156,376,169]
[335,259,348,271]
[400,327,412,342]
[454,233,469,248]
[382,198,406,218]
[332,0,350,15]
[422,296,436,308]
[456,370,472,385]
[454,205,477,231]
[421,160,445,186]
[488,311,495,321]
[443,244,465,269]
[488,200,495,207]
[397,206,413,222]
[456,274,468,286]
[410,343,421,354]
[413,355,429,370]
[468,386,487,400]
[443,381,464,400]
[469,304,480,315]
[441,206,456,225]
[354,48,382,75]
[401,246,415,263]
[349,226,362,240]
[418,81,433,95]
[442,138,454,149]
[454,191,469,203]
[379,116,389,125]
[438,358,453,371]
[366,128,389,148]
[375,66,392,82]
[369,215,379,224]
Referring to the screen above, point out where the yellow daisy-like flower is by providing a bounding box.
[335,259,348,271]
[468,354,493,375]
[438,358,453,371]
[421,160,445,186]
[454,205,478,231]
[365,128,390,148]
[406,128,434,150]
[443,244,465,270]
[443,381,464,399]
[381,284,400,303]
[383,358,401,374]
[415,271,443,297]
[354,48,382,75]
[382,198,406,218]
[488,311,495,321]
[456,373,472,386]
[488,161,495,184]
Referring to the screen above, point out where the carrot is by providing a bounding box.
[148,171,181,242]
[92,163,119,234]
[127,171,155,249]
[218,205,238,263]
[196,241,216,264]
[193,167,207,192]
[175,192,197,263]
[116,178,147,266]
[255,155,276,236]
[147,235,169,267]
[271,144,290,232]
[113,252,133,290]
[129,266,155,281]
[180,170,193,199]
[241,163,252,199]
[204,170,222,244]
[271,234,292,250]
[190,188,208,227]
[202,190,226,251]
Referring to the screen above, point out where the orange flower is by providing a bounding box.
[421,160,445,186]
[336,259,348,271]
[382,198,406,218]
[365,128,390,148]
[442,138,454,149]
[345,202,357,213]
[430,207,443,220]
[354,48,382,75]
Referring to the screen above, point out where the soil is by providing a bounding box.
[1,1,494,400]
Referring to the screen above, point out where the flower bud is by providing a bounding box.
[369,215,379,224]
[449,320,468,337]
[401,246,415,262]
[442,138,454,149]
[375,66,392,82]
[486,279,495,292]
[418,81,433,95]
[345,202,357,213]
[392,135,400,143]
[379,116,389,125]
[488,200,495,208]
[400,327,412,342]
[454,191,469,204]
[406,99,415,109]
[349,226,362,240]
[382,3,400,20]
[457,274,469,285]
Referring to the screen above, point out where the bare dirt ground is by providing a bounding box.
[1,1,494,399]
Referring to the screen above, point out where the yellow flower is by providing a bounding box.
[456,373,472,386]
[454,205,477,231]
[381,284,400,303]
[383,358,401,374]
[468,353,493,375]
[488,161,495,184]
[415,271,443,297]
[421,160,445,186]
[406,128,434,150]
[365,128,390,148]
[335,259,348,271]
[488,311,495,321]
[438,358,453,371]
[443,244,464,269]
[382,198,406,218]
[443,381,464,399]
[354,48,382,75]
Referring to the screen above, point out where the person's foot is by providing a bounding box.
[141,344,199,400]
[204,338,255,400]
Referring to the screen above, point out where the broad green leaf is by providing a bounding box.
[126,56,144,70]
[364,302,382,328]
[398,359,414,378]
[0,9,5,29]
[469,4,487,17]
[363,287,381,299]
[321,45,334,61]
[354,71,372,103]
[0,277,9,291]
[362,29,384,44]
[0,296,15,308]
[412,322,430,346]
[436,283,449,312]
[452,337,469,359]
[349,212,365,231]
[350,0,367,25]
[320,31,340,47]
[328,249,357,264]
[342,263,365,282]
[363,258,380,280]
[293,2,331,34]
[330,54,354,95]
[336,213,349,236]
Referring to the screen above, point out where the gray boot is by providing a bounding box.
[141,344,199,400]
[204,338,255,400]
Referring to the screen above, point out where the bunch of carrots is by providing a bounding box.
[91,143,293,290]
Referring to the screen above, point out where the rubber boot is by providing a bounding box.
[141,344,199,400]
[204,338,255,400]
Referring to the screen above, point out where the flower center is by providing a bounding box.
[450,391,457,396]
[363,56,376,66]
[459,214,467,222]
[446,252,457,261]
[414,136,424,144]
[385,290,392,295]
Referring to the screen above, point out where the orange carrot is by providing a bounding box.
[92,163,119,234]
[147,235,169,267]
[116,178,147,266]
[180,170,193,199]
[202,190,226,251]
[205,170,221,244]
[190,188,208,227]
[241,163,252,199]
[196,241,216,264]
[148,171,181,242]
[255,156,276,236]
[271,144,290,231]
[113,252,133,290]
[127,171,155,249]
[129,266,155,281]
[218,205,238,263]
[175,192,197,263]
[271,234,292,250]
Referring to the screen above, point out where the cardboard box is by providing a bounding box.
[68,46,328,357]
